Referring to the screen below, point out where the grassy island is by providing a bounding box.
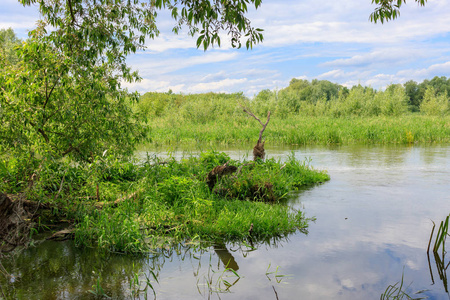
[1,151,328,253]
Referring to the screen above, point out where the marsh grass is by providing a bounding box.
[135,91,449,146]
[427,214,450,294]
[197,255,241,298]
[88,276,111,298]
[129,266,158,300]
[380,270,428,300]
[1,150,328,253]
[433,215,449,255]
[265,263,292,284]
[146,115,450,146]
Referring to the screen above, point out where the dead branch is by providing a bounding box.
[240,105,271,161]
[46,227,75,241]
[206,161,238,191]
[94,189,142,209]
[240,105,271,144]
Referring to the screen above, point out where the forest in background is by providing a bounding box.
[136,76,450,146]
[137,76,450,120]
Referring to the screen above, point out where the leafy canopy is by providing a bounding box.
[19,0,264,63]
[0,30,147,162]
[1,1,265,162]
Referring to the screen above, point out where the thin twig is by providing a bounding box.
[240,105,264,127]
[272,285,279,300]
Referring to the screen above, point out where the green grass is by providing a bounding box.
[1,150,328,253]
[146,115,450,146]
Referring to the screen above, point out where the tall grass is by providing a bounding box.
[1,150,328,253]
[135,90,449,146]
[146,114,450,146]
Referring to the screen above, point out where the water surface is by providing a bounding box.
[2,144,449,299]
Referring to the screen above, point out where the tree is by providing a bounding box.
[370,0,427,23]
[0,32,147,162]
[0,1,265,162]
[0,28,21,65]
[420,86,449,116]
[428,76,450,96]
[404,80,420,111]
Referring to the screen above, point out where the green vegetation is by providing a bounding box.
[136,80,449,146]
[1,150,328,253]
[380,270,427,300]
[0,5,330,257]
[370,0,427,24]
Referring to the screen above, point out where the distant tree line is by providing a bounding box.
[251,77,449,117]
[137,77,449,120]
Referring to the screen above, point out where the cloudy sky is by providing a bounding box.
[2,0,450,96]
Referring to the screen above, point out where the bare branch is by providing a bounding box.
[258,111,271,144]
[240,105,271,160]
[240,104,265,127]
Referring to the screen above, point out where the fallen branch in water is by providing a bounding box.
[46,227,75,241]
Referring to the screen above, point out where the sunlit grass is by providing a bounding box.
[147,115,450,146]
[42,151,329,252]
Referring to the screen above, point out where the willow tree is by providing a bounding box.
[1,1,264,162]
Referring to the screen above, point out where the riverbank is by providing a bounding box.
[146,115,450,146]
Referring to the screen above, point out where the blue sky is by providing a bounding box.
[2,0,450,96]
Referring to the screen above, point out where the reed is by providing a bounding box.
[433,215,449,255]
[146,115,450,146]
[380,270,428,300]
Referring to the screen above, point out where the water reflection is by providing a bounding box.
[1,144,450,299]
[429,251,450,296]
[213,242,239,271]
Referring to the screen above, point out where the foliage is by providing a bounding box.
[370,0,427,23]
[0,28,21,65]
[0,34,147,162]
[19,0,264,56]
[137,91,246,121]
[2,0,266,168]
[246,79,445,118]
[404,77,450,112]
[420,87,449,116]
[1,150,328,253]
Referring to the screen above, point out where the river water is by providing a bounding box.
[1,144,450,299]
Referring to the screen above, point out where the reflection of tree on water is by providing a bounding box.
[213,241,239,271]
[0,234,297,299]
[428,251,449,295]
[0,240,165,299]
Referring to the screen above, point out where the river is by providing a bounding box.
[1,144,449,299]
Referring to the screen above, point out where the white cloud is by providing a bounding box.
[188,78,248,94]
[247,0,450,48]
[321,48,427,68]
[128,51,239,75]
[122,78,185,94]
[397,61,450,79]
[145,34,195,52]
